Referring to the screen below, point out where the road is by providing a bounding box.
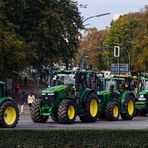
[16,114,148,129]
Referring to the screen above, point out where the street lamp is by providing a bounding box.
[78,47,109,70]
[83,13,111,23]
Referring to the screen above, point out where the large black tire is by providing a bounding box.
[106,101,120,121]
[121,95,135,120]
[30,99,48,123]
[79,92,99,123]
[58,99,77,124]
[0,100,19,128]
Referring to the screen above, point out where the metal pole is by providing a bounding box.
[118,57,120,75]
[125,47,130,72]
[83,13,110,23]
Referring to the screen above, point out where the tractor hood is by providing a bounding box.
[97,90,110,95]
[139,90,148,95]
[42,85,67,94]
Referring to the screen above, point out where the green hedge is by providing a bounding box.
[0,129,148,147]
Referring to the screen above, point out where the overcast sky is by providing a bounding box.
[77,0,148,30]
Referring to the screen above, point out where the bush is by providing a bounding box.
[0,129,148,147]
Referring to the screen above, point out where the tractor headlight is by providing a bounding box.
[48,92,55,96]
[138,95,146,101]
[42,92,46,95]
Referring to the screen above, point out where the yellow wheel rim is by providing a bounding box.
[90,99,98,117]
[68,105,75,120]
[128,100,134,115]
[4,107,17,125]
[113,105,119,118]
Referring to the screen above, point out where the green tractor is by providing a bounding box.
[30,70,100,124]
[0,81,19,128]
[135,78,148,115]
[97,77,136,121]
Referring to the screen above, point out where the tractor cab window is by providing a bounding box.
[53,74,75,86]
[104,80,117,91]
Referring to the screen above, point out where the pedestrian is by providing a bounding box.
[20,91,26,113]
[24,76,27,86]
[27,92,35,108]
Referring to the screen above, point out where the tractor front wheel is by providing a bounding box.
[80,92,99,123]
[58,99,77,124]
[106,101,120,121]
[30,99,48,123]
[121,95,135,120]
[0,101,19,128]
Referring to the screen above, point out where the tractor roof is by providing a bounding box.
[52,69,93,74]
[113,74,131,78]
[100,77,125,81]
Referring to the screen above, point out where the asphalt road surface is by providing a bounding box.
[16,114,148,129]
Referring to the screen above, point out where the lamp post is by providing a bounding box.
[83,13,111,23]
[78,47,109,70]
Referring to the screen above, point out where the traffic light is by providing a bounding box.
[114,46,120,57]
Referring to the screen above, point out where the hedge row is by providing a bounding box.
[0,129,148,147]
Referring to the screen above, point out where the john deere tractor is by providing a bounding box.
[97,77,136,121]
[30,70,100,124]
[0,81,19,128]
[136,77,148,115]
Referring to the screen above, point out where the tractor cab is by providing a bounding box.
[48,69,98,96]
[98,77,126,93]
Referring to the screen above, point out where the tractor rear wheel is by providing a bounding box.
[58,99,77,124]
[80,92,99,123]
[0,100,19,128]
[106,101,120,121]
[30,99,48,123]
[121,95,135,120]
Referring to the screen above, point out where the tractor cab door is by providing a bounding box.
[86,72,98,90]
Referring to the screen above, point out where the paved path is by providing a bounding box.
[16,114,148,129]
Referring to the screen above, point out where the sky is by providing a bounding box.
[77,0,148,30]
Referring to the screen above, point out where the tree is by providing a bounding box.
[1,0,83,70]
[0,0,83,79]
[77,28,108,70]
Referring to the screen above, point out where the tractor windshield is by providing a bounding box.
[104,80,117,91]
[144,81,148,90]
[52,74,75,86]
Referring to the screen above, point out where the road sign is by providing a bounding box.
[111,63,129,74]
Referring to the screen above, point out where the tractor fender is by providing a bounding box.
[0,97,16,107]
[78,89,99,115]
[120,91,135,104]
[80,89,98,103]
